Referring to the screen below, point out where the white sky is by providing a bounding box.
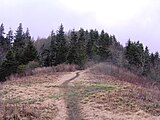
[0,0,160,52]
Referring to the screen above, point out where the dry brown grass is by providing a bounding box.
[1,101,59,120]
[90,63,160,89]
[8,64,79,81]
[1,63,160,120]
[77,66,160,119]
[0,72,64,120]
[0,70,82,120]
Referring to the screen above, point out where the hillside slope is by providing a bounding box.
[0,64,160,120]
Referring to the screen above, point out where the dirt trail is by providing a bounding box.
[61,72,80,86]
[61,71,82,120]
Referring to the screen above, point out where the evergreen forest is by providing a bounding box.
[0,23,160,82]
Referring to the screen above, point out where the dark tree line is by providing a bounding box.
[1,23,160,82]
[125,40,160,81]
[38,25,114,67]
[0,23,37,81]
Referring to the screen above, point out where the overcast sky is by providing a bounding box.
[1,0,160,52]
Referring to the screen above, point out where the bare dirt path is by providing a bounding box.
[61,72,80,86]
[61,72,82,120]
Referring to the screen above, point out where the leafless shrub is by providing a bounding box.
[54,64,79,72]
[84,61,96,69]
[90,62,160,89]
[32,66,54,75]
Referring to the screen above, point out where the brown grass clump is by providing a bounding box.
[1,105,39,120]
[1,102,59,120]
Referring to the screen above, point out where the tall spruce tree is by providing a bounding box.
[50,30,57,66]
[40,44,51,66]
[125,40,138,66]
[86,29,97,59]
[22,40,38,64]
[67,29,78,64]
[20,28,37,64]
[77,28,87,67]
[6,28,13,48]
[136,41,145,73]
[55,24,68,65]
[24,28,31,43]
[13,23,25,64]
[97,30,110,60]
[0,23,5,45]
[14,23,25,49]
[0,23,5,64]
[142,46,150,75]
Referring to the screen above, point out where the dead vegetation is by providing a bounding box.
[79,63,160,119]
[8,64,79,81]
[90,63,160,89]
[0,63,160,120]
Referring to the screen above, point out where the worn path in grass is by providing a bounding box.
[61,71,82,120]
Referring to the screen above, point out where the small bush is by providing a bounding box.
[17,65,26,74]
[16,61,40,76]
[26,61,40,70]
[24,61,40,76]
[84,61,96,69]
[54,64,79,72]
[32,67,53,75]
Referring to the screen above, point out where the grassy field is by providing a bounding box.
[0,63,160,120]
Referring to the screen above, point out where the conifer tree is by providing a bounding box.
[13,23,25,64]
[21,39,38,64]
[142,46,150,75]
[14,23,25,49]
[40,44,51,66]
[77,28,87,67]
[0,23,5,45]
[55,24,68,65]
[6,28,13,48]
[87,29,97,59]
[0,23,5,64]
[50,30,57,66]
[0,24,11,64]
[67,29,78,64]
[0,50,18,81]
[24,28,31,43]
[125,40,138,66]
[19,28,37,64]
[97,30,111,60]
